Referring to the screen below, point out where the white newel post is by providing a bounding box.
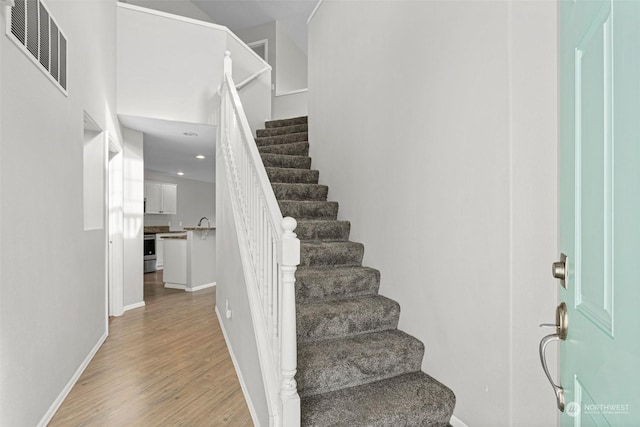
[280,217,301,426]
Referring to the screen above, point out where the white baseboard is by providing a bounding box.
[450,415,469,427]
[187,282,216,292]
[164,283,186,290]
[37,330,108,427]
[215,306,260,427]
[123,301,145,312]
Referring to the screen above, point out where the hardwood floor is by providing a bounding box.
[49,271,252,426]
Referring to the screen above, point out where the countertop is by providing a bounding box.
[183,227,216,231]
[162,235,187,240]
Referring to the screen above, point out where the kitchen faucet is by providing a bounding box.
[197,216,210,228]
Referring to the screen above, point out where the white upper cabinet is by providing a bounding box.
[144,181,177,214]
[161,183,177,215]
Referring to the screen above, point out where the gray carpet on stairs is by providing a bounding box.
[257,116,455,426]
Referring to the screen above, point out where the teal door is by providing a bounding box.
[556,0,640,425]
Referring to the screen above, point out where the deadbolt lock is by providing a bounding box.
[552,253,568,289]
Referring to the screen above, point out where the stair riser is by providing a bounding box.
[257,123,308,137]
[258,142,309,156]
[297,296,400,343]
[300,243,364,267]
[261,154,311,170]
[266,168,319,184]
[266,116,308,128]
[256,132,308,147]
[295,267,380,303]
[279,201,338,220]
[295,221,350,241]
[297,331,425,397]
[272,184,328,201]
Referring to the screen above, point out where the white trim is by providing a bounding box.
[307,0,325,24]
[164,283,186,290]
[449,415,469,427]
[186,282,216,292]
[247,39,269,63]
[275,88,308,97]
[215,306,261,427]
[117,2,271,71]
[117,2,227,32]
[37,331,108,427]
[227,30,272,71]
[123,301,145,312]
[1,0,15,7]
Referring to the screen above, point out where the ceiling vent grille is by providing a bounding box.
[8,0,67,93]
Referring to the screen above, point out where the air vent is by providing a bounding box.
[10,0,25,44]
[8,0,67,93]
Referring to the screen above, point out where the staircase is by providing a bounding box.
[256,116,456,426]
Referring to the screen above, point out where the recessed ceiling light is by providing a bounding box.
[195,155,206,159]
[177,171,184,176]
[183,132,198,137]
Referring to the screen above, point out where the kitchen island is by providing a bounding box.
[162,227,216,292]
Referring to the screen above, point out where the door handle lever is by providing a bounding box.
[539,302,568,412]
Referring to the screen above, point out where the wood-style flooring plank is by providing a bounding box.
[49,271,252,426]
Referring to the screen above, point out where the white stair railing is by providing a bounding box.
[218,51,301,427]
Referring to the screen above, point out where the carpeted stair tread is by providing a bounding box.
[266,115,307,128]
[295,266,380,303]
[297,295,399,343]
[266,167,319,184]
[295,220,351,242]
[261,153,311,170]
[258,141,309,156]
[296,329,424,397]
[256,132,308,147]
[300,241,364,267]
[300,371,456,427]
[272,183,328,201]
[257,123,308,137]
[279,201,338,220]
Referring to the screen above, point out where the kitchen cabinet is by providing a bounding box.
[162,230,216,291]
[155,232,186,269]
[144,181,177,214]
[163,238,187,288]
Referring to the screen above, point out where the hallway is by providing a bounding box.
[49,272,251,426]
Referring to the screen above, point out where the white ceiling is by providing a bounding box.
[119,115,217,183]
[119,0,316,183]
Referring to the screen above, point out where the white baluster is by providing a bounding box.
[268,228,275,344]
[224,50,232,76]
[280,217,300,426]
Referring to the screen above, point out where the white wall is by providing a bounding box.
[237,21,309,119]
[308,2,558,426]
[273,89,308,120]
[117,3,271,133]
[275,22,308,95]
[235,21,277,91]
[0,1,118,424]
[226,32,273,133]
[121,0,213,23]
[144,170,215,230]
[117,4,226,126]
[123,128,145,308]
